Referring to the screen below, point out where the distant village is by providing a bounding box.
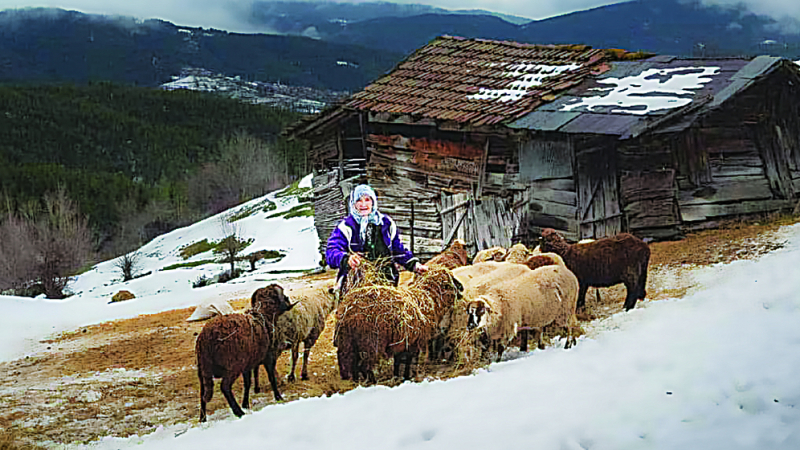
[160,67,349,113]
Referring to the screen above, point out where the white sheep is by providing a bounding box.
[253,279,337,388]
[472,246,507,264]
[465,263,580,360]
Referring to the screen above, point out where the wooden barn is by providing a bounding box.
[286,35,800,260]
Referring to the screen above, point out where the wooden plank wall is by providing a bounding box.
[673,103,795,228]
[312,169,347,257]
[576,144,621,239]
[620,170,680,240]
[524,177,579,242]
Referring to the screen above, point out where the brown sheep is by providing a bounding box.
[523,252,565,270]
[426,239,470,269]
[336,266,464,382]
[195,284,294,422]
[538,228,650,311]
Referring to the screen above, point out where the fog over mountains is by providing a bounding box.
[1,0,799,92]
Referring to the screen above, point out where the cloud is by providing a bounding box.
[0,0,266,33]
[696,0,800,34]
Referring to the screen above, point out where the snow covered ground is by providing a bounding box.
[0,175,321,363]
[2,176,800,449]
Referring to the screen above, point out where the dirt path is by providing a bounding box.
[1,220,794,448]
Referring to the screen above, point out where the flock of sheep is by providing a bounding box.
[193,227,651,421]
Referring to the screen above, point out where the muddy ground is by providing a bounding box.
[0,218,795,449]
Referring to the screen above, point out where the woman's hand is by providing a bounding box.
[348,252,363,269]
[414,263,429,274]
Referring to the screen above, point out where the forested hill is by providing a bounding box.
[0,83,304,249]
[0,8,402,91]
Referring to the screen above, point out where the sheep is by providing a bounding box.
[503,242,532,264]
[426,239,470,269]
[335,266,464,382]
[523,252,565,270]
[472,246,507,264]
[252,280,338,389]
[465,263,580,361]
[195,284,294,422]
[538,228,650,311]
[425,262,534,362]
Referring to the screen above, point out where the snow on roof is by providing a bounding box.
[467,63,583,102]
[560,66,720,115]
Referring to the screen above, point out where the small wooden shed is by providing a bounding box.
[287,36,800,259]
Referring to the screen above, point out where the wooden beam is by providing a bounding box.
[476,139,490,199]
[442,207,468,251]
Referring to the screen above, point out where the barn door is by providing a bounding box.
[438,192,475,251]
[577,147,622,239]
[438,192,523,252]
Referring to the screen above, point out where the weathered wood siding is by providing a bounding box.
[312,169,348,258]
[517,135,579,241]
[576,140,621,239]
[672,75,800,229]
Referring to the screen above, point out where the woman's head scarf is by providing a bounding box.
[349,184,382,241]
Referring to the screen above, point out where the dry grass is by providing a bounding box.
[1,213,797,448]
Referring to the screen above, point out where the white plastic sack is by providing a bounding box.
[186,299,235,322]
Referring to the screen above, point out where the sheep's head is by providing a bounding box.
[251,283,295,320]
[466,297,492,330]
[524,254,559,271]
[539,228,566,253]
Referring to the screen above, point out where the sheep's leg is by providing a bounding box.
[300,344,311,381]
[622,281,637,311]
[288,343,300,382]
[401,351,418,380]
[199,373,214,423]
[519,329,529,352]
[393,353,403,379]
[252,364,262,394]
[264,352,284,402]
[577,283,589,310]
[301,329,321,381]
[241,370,252,410]
[496,344,505,362]
[220,376,245,418]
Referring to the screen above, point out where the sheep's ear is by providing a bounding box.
[452,275,464,293]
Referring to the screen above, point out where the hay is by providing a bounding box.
[336,265,460,354]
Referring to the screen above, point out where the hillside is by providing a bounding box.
[0,8,402,91]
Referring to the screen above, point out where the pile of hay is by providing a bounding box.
[336,261,460,353]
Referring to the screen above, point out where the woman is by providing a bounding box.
[326,184,428,296]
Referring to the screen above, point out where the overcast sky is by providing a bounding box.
[0,0,798,33]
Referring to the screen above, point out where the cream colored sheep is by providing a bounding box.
[252,279,337,387]
[465,264,580,361]
[472,246,507,264]
[503,242,531,263]
[452,261,531,289]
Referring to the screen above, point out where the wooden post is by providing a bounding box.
[410,201,415,254]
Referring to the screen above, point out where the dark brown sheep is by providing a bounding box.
[336,266,464,382]
[538,228,650,311]
[426,239,470,269]
[195,284,294,422]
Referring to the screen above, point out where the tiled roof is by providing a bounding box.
[345,35,610,126]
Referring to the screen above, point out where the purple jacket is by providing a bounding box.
[326,213,419,284]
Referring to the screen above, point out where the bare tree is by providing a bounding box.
[33,187,94,299]
[0,213,38,294]
[213,214,252,280]
[114,251,143,282]
[188,132,289,214]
